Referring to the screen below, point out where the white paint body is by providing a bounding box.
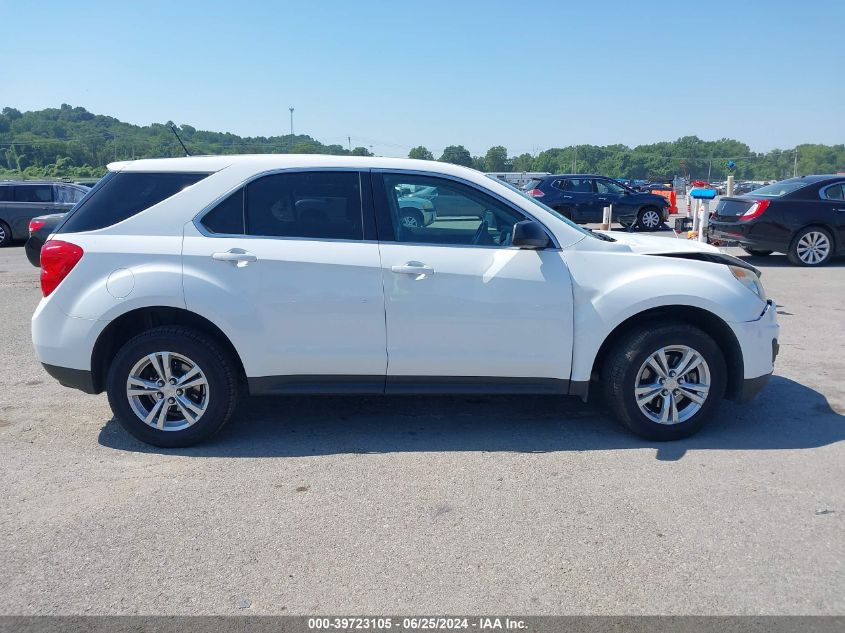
[31,155,778,393]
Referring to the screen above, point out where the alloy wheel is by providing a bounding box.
[796,231,831,265]
[634,345,711,425]
[401,215,419,228]
[125,351,209,431]
[640,209,661,230]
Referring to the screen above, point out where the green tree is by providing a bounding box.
[351,146,373,156]
[439,145,472,167]
[408,146,434,160]
[484,145,508,171]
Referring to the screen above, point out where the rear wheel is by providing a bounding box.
[636,207,662,231]
[742,247,773,257]
[0,221,11,247]
[788,227,834,266]
[602,323,726,441]
[106,326,239,447]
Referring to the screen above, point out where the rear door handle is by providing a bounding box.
[562,195,573,199]
[212,249,258,267]
[391,262,435,278]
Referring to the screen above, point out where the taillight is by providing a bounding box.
[40,240,84,297]
[29,219,46,235]
[526,188,544,197]
[739,199,770,221]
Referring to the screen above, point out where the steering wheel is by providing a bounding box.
[471,220,489,245]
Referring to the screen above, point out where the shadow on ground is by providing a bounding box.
[98,375,844,461]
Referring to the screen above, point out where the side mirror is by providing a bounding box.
[512,220,551,249]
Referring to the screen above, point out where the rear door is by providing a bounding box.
[819,181,845,251]
[183,169,387,391]
[373,171,573,391]
[9,183,55,238]
[557,177,597,223]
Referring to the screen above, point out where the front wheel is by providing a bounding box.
[602,323,726,440]
[106,326,239,447]
[636,207,662,231]
[399,208,423,229]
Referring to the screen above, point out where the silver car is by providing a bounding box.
[0,181,88,246]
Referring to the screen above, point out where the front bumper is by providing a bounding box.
[42,363,97,394]
[728,299,779,401]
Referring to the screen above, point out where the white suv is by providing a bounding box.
[32,155,779,447]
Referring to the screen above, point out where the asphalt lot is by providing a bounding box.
[0,228,843,615]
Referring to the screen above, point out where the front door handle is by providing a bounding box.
[562,195,573,199]
[212,249,258,267]
[391,262,435,278]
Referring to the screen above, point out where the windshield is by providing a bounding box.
[487,176,594,238]
[746,178,810,197]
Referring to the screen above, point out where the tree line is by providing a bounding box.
[2,105,843,182]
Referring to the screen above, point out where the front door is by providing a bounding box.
[373,172,574,392]
[183,170,387,392]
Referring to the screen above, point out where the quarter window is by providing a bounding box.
[59,172,208,233]
[245,171,363,240]
[0,186,12,202]
[381,174,528,247]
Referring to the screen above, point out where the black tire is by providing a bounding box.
[787,226,834,267]
[602,323,727,441]
[636,206,662,231]
[742,247,773,257]
[399,208,423,228]
[0,220,11,247]
[106,326,239,447]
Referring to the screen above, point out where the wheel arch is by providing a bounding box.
[90,306,247,394]
[589,305,744,401]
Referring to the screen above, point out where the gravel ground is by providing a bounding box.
[0,234,843,615]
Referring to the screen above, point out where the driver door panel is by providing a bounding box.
[372,172,574,384]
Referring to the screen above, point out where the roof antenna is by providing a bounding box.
[170,125,191,157]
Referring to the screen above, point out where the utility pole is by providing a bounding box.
[707,158,712,181]
[793,149,798,177]
[289,107,295,136]
[348,136,351,152]
[573,146,577,173]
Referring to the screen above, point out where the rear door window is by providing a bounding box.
[59,171,209,233]
[14,184,53,203]
[0,186,13,201]
[244,171,363,240]
[561,178,593,193]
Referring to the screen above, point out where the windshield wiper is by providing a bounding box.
[587,228,616,242]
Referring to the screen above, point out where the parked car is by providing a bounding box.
[32,155,778,447]
[732,182,759,195]
[709,175,845,266]
[525,174,670,230]
[0,181,88,246]
[396,188,437,228]
[25,213,67,266]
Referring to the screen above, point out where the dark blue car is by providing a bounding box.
[524,174,670,230]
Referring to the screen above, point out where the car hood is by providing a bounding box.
[597,231,720,255]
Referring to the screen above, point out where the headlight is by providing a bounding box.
[729,265,766,301]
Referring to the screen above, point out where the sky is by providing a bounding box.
[2,0,843,157]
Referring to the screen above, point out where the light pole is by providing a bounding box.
[289,107,295,136]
